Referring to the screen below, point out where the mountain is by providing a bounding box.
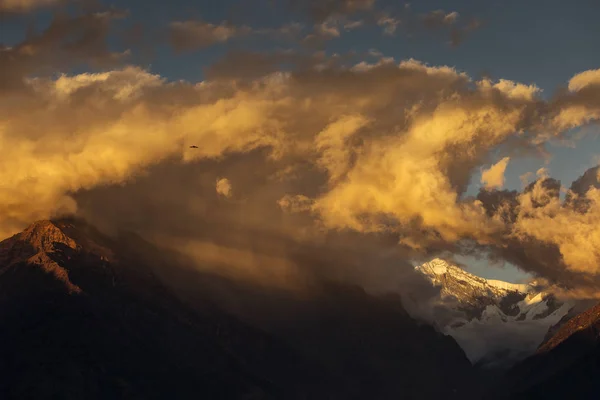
[0,219,481,399]
[143,241,484,399]
[496,301,600,399]
[0,219,333,399]
[414,258,575,368]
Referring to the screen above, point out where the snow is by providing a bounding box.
[486,279,531,293]
[416,258,449,275]
[413,258,575,367]
[428,259,449,274]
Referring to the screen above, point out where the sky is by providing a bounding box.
[2,0,600,291]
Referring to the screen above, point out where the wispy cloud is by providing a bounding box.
[0,0,64,13]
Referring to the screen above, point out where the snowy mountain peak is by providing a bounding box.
[415,258,532,308]
[418,258,450,275]
[417,258,531,293]
[414,258,575,368]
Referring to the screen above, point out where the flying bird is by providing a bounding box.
[189,145,198,148]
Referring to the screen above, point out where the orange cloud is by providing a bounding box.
[481,157,511,189]
[0,0,62,12]
[3,19,600,298]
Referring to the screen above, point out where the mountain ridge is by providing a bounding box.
[496,300,600,399]
[414,258,575,368]
[0,218,332,399]
[0,219,483,399]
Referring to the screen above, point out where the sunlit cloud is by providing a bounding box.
[216,178,233,198]
[2,4,600,299]
[0,0,62,12]
[481,157,511,189]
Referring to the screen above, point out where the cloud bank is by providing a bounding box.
[2,7,600,301]
[0,0,63,13]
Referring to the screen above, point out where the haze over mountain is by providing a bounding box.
[0,218,482,399]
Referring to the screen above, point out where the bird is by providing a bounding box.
[189,145,198,149]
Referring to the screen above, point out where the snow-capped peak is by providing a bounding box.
[415,258,532,306]
[413,258,575,369]
[486,279,531,293]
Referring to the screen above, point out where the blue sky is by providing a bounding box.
[4,0,599,282]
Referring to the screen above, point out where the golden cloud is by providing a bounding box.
[0,0,62,12]
[3,18,600,297]
[481,157,510,189]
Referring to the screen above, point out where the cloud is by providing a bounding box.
[167,2,377,52]
[375,7,483,47]
[473,169,600,295]
[568,69,600,92]
[419,10,482,47]
[3,14,600,301]
[291,0,376,22]
[314,114,370,182]
[169,20,252,52]
[0,0,63,12]
[216,178,233,198]
[314,19,341,38]
[421,10,460,29]
[550,68,600,131]
[300,15,366,47]
[278,194,314,213]
[564,165,600,213]
[169,19,306,52]
[481,157,511,189]
[301,5,479,46]
[377,15,400,35]
[448,18,483,47]
[203,49,362,82]
[0,9,129,91]
[166,4,480,52]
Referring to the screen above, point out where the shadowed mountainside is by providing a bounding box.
[0,218,482,399]
[0,219,332,399]
[493,301,600,399]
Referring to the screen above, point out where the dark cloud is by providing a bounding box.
[0,8,128,92]
[203,50,359,81]
[449,17,483,47]
[1,1,600,307]
[169,20,252,52]
[417,9,483,47]
[476,189,519,224]
[168,18,304,52]
[204,51,294,81]
[0,0,66,13]
[421,10,460,29]
[70,151,439,304]
[289,0,375,22]
[473,168,600,296]
[565,166,600,213]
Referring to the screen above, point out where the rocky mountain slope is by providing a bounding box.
[0,218,482,399]
[496,301,600,399]
[414,258,575,368]
[0,219,331,399]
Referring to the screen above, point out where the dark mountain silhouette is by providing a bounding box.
[0,218,334,399]
[0,218,482,399]
[161,268,483,399]
[493,301,600,399]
